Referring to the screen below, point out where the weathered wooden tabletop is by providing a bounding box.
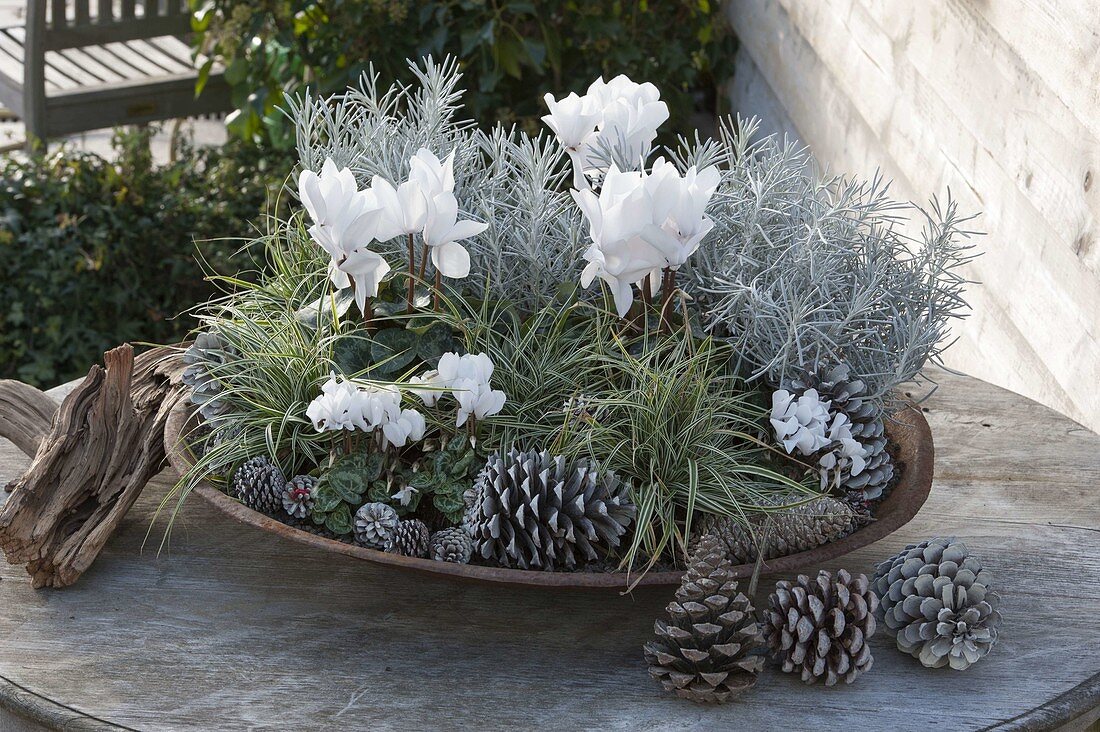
[0,369,1097,731]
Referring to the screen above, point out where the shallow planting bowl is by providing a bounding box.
[164,395,934,589]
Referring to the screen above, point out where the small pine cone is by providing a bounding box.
[429,527,473,564]
[385,519,430,558]
[464,448,635,570]
[872,537,1002,670]
[763,568,878,685]
[689,494,867,564]
[231,456,285,514]
[281,475,317,519]
[643,536,765,703]
[353,502,399,549]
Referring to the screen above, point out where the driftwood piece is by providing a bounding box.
[0,379,60,462]
[0,344,185,588]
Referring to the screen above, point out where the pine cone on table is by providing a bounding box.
[763,568,878,685]
[689,494,867,564]
[282,475,317,519]
[643,535,765,703]
[353,502,399,549]
[384,519,430,558]
[231,456,286,514]
[429,527,474,564]
[464,448,636,570]
[872,537,1003,670]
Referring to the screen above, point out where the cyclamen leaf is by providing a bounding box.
[369,327,419,375]
[324,503,354,536]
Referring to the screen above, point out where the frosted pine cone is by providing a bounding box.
[429,527,473,564]
[231,456,285,514]
[872,537,1002,670]
[464,448,635,570]
[182,331,238,421]
[353,502,399,549]
[384,519,430,558]
[688,494,867,564]
[282,475,316,519]
[643,535,764,703]
[763,569,878,685]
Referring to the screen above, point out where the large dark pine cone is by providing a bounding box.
[872,537,1002,670]
[763,568,878,685]
[182,331,238,421]
[463,448,636,570]
[643,535,764,703]
[786,364,895,499]
[384,519,430,558]
[231,456,286,514]
[689,494,867,564]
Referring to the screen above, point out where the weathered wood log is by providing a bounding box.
[0,344,186,588]
[0,379,60,463]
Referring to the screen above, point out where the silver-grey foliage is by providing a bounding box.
[285,56,584,312]
[681,118,979,406]
[285,59,977,405]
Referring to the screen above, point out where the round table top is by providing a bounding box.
[0,369,1097,731]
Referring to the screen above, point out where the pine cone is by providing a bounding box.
[354,502,399,549]
[281,475,317,519]
[464,448,636,570]
[231,456,285,514]
[428,527,474,564]
[643,535,764,703]
[689,494,867,564]
[763,569,878,685]
[182,331,238,421]
[872,537,1002,670]
[384,519,430,557]
[786,364,895,500]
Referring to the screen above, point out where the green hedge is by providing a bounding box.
[191,0,737,146]
[0,129,290,387]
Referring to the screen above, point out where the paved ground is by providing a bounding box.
[0,1,226,161]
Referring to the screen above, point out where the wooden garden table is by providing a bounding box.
[0,369,1097,731]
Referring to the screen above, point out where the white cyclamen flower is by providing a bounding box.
[770,388,833,455]
[542,74,669,184]
[306,374,369,432]
[422,192,488,279]
[298,158,391,311]
[572,165,669,316]
[391,485,419,507]
[640,157,721,269]
[381,407,427,448]
[541,91,601,188]
[597,94,670,171]
[408,148,456,197]
[409,369,442,407]
[413,353,506,426]
[371,175,429,241]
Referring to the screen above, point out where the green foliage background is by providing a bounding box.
[191,0,737,146]
[0,129,291,386]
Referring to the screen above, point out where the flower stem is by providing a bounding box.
[418,243,429,282]
[406,233,416,313]
[641,273,653,309]
[659,267,675,334]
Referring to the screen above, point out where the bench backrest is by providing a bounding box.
[29,1,190,51]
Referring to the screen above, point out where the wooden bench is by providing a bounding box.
[0,1,230,145]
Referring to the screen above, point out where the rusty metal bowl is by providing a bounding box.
[164,396,934,589]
